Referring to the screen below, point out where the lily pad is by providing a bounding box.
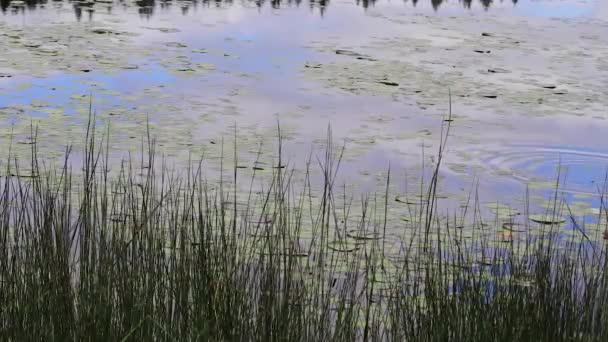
[529,214,566,225]
[328,240,359,253]
[346,230,382,241]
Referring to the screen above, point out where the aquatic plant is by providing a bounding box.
[0,113,607,341]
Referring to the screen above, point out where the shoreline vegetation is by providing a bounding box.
[1,110,608,341]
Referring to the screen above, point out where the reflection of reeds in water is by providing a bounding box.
[1,109,608,340]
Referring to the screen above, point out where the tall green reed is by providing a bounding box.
[0,110,607,341]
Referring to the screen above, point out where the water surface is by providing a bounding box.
[1,0,607,216]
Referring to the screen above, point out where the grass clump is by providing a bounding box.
[0,116,608,341]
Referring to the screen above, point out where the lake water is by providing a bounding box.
[1,0,608,216]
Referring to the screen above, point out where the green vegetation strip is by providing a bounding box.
[0,117,607,341]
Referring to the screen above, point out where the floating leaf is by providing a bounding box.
[328,240,359,253]
[529,214,566,225]
[346,230,381,241]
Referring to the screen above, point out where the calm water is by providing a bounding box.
[0,0,602,18]
[1,0,607,215]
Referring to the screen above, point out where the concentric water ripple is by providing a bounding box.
[461,145,608,194]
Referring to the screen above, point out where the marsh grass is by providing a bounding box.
[0,114,607,341]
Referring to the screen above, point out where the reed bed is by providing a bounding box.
[0,117,607,341]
